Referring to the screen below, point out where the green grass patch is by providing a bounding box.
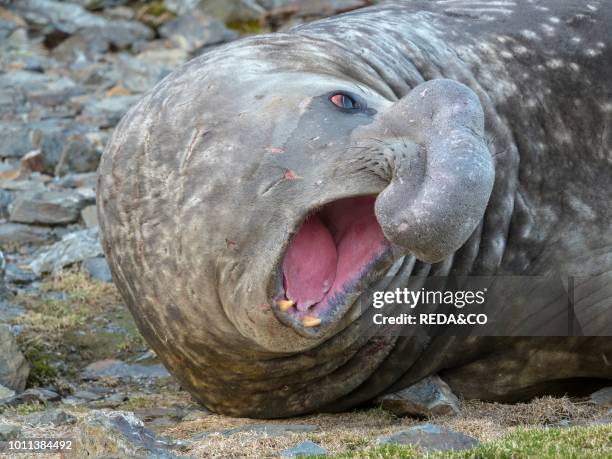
[226,20,270,35]
[334,425,612,458]
[13,268,146,386]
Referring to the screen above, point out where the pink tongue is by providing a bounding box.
[282,215,337,311]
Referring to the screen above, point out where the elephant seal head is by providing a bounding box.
[97,33,494,417]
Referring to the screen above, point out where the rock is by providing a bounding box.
[14,0,152,42]
[0,119,102,174]
[0,423,21,441]
[0,383,15,400]
[0,299,26,322]
[83,257,112,283]
[9,189,91,225]
[0,387,61,407]
[29,227,103,275]
[80,205,98,227]
[79,410,182,458]
[0,121,35,159]
[193,423,320,440]
[81,359,171,381]
[113,51,183,94]
[159,11,238,53]
[590,387,612,407]
[181,409,211,422]
[71,0,128,11]
[134,406,191,422]
[22,409,77,427]
[20,149,45,173]
[55,172,98,189]
[52,20,154,62]
[105,392,129,403]
[0,223,56,246]
[281,440,327,458]
[15,0,107,34]
[5,264,39,285]
[0,7,26,42]
[165,0,265,22]
[0,324,29,392]
[26,76,84,107]
[377,424,479,453]
[0,176,48,192]
[376,375,461,417]
[73,390,104,401]
[0,189,14,219]
[80,95,141,128]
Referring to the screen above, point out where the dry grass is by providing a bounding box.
[11,268,146,385]
[159,396,609,458]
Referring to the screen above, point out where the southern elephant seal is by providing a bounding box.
[97,1,612,418]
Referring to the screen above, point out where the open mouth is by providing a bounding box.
[275,195,391,328]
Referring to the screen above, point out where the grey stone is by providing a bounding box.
[0,189,14,219]
[376,375,461,417]
[15,0,107,33]
[81,95,141,128]
[114,51,183,94]
[10,189,91,225]
[0,223,56,246]
[15,0,152,43]
[73,390,104,401]
[159,11,237,53]
[0,423,21,441]
[26,76,84,107]
[105,392,129,403]
[0,383,15,400]
[377,424,479,452]
[22,409,77,427]
[70,0,128,11]
[5,264,39,285]
[134,406,192,422]
[0,175,48,192]
[0,121,35,159]
[0,7,25,41]
[80,410,182,458]
[29,227,103,275]
[52,20,153,62]
[281,441,327,458]
[0,324,29,392]
[181,409,211,422]
[0,299,26,322]
[165,0,265,22]
[0,119,102,174]
[55,172,98,189]
[84,257,112,283]
[81,359,171,381]
[590,387,612,407]
[80,205,98,227]
[0,387,60,407]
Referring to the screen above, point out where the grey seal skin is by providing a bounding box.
[97,0,612,418]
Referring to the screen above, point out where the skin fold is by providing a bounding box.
[97,1,612,418]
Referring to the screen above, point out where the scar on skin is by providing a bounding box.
[299,97,312,114]
[266,146,285,154]
[284,169,302,180]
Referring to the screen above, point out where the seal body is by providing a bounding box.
[98,1,612,417]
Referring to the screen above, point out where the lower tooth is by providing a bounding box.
[277,299,295,311]
[303,315,321,327]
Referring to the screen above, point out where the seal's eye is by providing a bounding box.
[329,92,361,111]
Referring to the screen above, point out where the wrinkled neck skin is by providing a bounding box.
[100,2,612,418]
